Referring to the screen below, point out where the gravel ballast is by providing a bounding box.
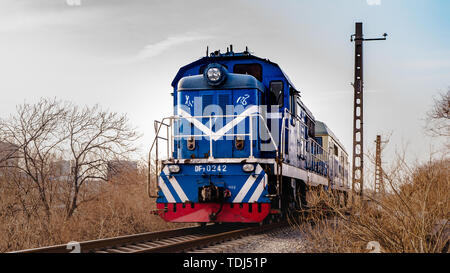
[189,226,307,253]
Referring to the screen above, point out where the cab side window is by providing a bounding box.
[296,99,302,119]
[290,87,296,116]
[269,81,284,107]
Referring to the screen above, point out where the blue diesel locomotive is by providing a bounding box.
[149,47,350,223]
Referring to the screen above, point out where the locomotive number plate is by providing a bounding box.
[194,165,227,173]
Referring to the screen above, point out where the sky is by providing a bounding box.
[0,0,449,188]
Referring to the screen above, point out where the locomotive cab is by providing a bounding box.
[175,63,266,159]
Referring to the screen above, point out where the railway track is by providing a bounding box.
[12,221,287,253]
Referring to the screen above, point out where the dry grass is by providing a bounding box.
[0,168,190,252]
[1,154,448,253]
[293,157,450,253]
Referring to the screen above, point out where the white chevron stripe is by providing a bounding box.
[248,174,267,203]
[212,106,258,141]
[178,109,212,137]
[158,177,176,203]
[163,166,189,202]
[232,165,262,203]
[178,106,259,141]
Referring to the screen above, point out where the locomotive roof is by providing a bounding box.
[297,97,315,121]
[172,49,318,123]
[315,121,347,154]
[171,52,298,92]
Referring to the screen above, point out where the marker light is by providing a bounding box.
[168,165,180,173]
[242,164,255,173]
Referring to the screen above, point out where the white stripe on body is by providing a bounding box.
[162,166,189,202]
[248,174,267,203]
[232,165,262,203]
[158,176,176,203]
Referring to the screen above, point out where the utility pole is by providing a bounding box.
[374,135,385,195]
[350,22,387,198]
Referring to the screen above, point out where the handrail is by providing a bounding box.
[148,108,348,198]
[280,108,331,175]
[147,118,171,198]
[147,105,349,198]
[147,112,279,198]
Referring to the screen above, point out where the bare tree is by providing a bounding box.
[426,88,450,138]
[0,98,68,219]
[0,98,139,220]
[64,105,139,218]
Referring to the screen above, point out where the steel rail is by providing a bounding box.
[11,224,212,253]
[11,221,287,253]
[131,221,287,253]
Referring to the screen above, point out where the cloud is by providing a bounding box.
[0,2,99,33]
[136,32,213,60]
[367,0,381,6]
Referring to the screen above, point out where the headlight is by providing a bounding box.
[204,63,227,86]
[168,165,180,173]
[242,164,255,172]
[207,67,221,82]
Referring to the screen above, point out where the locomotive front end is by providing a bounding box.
[156,163,270,222]
[153,63,274,223]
